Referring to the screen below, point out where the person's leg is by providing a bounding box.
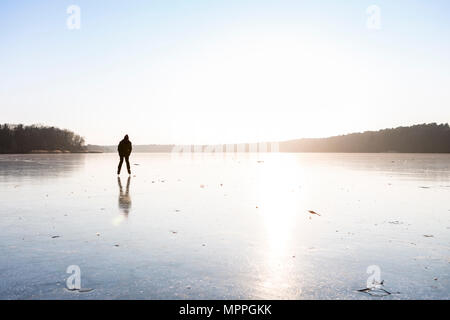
[125,156,131,174]
[117,156,124,174]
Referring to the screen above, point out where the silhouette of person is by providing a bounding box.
[117,134,132,175]
[118,176,132,215]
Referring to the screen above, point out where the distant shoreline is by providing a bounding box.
[2,151,450,155]
[2,123,450,154]
[86,123,450,154]
[0,150,102,154]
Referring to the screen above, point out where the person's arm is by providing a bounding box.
[129,142,132,153]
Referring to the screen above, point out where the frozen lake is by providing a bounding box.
[0,153,449,299]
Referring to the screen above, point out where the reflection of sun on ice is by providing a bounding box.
[256,155,303,252]
[253,154,310,299]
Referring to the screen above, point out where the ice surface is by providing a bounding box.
[0,153,449,299]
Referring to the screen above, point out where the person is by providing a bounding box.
[117,134,132,175]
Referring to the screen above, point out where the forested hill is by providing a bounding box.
[0,124,85,153]
[90,123,450,153]
[279,123,450,153]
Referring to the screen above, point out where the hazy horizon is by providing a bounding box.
[1,0,450,145]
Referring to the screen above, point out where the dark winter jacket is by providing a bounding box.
[118,136,132,157]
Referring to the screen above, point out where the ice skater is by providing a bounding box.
[117,134,132,175]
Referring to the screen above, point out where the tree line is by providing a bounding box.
[279,123,450,153]
[5,122,446,154]
[0,124,85,153]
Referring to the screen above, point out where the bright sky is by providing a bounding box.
[1,0,449,145]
